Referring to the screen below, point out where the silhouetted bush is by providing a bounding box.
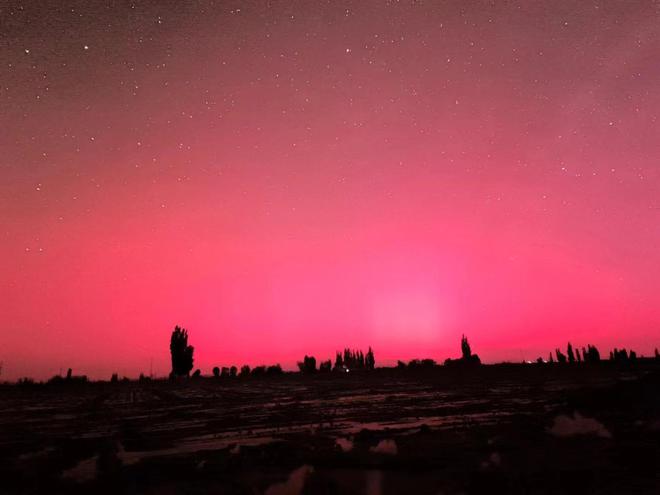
[240,365,251,377]
[251,365,266,376]
[230,366,237,377]
[319,359,332,372]
[267,364,283,375]
[170,326,194,377]
[139,373,150,382]
[47,375,64,385]
[297,355,317,373]
[655,348,659,360]
[221,367,230,377]
[407,358,437,369]
[397,360,407,369]
[192,369,201,378]
[212,366,220,378]
[110,373,119,383]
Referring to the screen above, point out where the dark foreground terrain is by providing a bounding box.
[1,363,659,494]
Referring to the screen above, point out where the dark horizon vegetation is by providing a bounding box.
[3,327,658,386]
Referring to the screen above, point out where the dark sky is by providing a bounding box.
[1,1,659,379]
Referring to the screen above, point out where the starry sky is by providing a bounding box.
[1,0,659,380]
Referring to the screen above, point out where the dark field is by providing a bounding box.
[1,363,659,494]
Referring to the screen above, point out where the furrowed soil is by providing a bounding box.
[1,363,658,494]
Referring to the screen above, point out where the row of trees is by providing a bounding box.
[544,343,644,364]
[548,343,602,364]
[170,327,379,378]
[296,347,377,374]
[169,329,483,377]
[169,326,656,379]
[334,347,376,371]
[211,364,283,377]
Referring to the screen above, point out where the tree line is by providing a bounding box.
[4,327,656,384]
[169,327,654,379]
[542,342,641,365]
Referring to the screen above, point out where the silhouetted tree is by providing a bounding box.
[611,348,637,365]
[298,355,317,373]
[192,369,201,378]
[110,373,118,383]
[230,366,237,377]
[397,360,407,369]
[586,344,601,363]
[343,348,351,367]
[240,365,251,377]
[615,348,628,362]
[536,357,544,364]
[66,368,72,380]
[567,342,576,363]
[334,351,344,370]
[212,366,220,378]
[331,348,375,370]
[576,350,582,363]
[365,347,375,370]
[461,335,472,359]
[319,359,332,372]
[548,353,554,364]
[555,348,567,363]
[655,348,660,360]
[170,326,194,377]
[221,367,230,377]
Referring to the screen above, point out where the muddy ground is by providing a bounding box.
[1,363,659,494]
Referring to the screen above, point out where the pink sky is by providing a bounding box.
[1,1,659,380]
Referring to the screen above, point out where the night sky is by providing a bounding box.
[2,1,659,380]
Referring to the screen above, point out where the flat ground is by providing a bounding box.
[1,363,659,494]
